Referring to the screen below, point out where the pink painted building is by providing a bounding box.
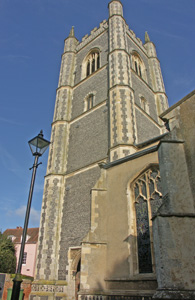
[3,227,39,277]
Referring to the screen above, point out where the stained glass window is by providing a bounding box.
[133,167,162,273]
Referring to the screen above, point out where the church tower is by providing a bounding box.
[31,1,168,300]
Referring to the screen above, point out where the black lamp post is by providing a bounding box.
[11,130,50,300]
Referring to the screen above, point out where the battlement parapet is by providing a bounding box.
[76,20,108,52]
[126,26,147,54]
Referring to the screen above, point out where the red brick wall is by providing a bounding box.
[2,274,33,300]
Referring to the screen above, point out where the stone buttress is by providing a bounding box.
[144,32,168,122]
[31,28,78,299]
[108,0,136,162]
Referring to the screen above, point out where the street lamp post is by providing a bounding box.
[11,130,50,300]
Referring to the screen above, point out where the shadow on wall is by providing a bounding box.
[79,232,157,298]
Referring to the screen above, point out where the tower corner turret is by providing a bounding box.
[108,0,123,17]
[64,26,78,53]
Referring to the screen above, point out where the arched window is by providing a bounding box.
[132,167,162,273]
[84,50,100,78]
[85,94,94,111]
[131,52,146,81]
[140,96,149,114]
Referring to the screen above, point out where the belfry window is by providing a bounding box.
[131,52,146,80]
[85,50,100,77]
[133,167,162,273]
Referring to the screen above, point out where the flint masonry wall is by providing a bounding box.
[58,166,101,280]
[71,67,108,119]
[135,109,161,144]
[58,27,109,280]
[131,74,159,122]
[67,107,108,173]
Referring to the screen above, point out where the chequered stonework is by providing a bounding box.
[44,178,59,279]
[58,167,101,280]
[111,91,117,146]
[36,179,49,280]
[53,89,68,122]
[109,88,136,150]
[58,54,75,87]
[109,1,123,18]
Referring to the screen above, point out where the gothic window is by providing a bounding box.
[85,50,100,77]
[140,96,149,114]
[131,52,146,81]
[86,94,94,110]
[132,167,162,273]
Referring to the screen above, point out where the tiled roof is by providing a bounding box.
[3,227,39,244]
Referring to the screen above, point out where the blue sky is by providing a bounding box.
[0,0,194,232]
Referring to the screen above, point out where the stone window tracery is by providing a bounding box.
[84,50,100,78]
[132,167,162,274]
[131,52,147,81]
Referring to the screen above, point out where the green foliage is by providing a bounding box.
[0,232,16,274]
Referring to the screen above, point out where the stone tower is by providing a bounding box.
[31,1,169,300]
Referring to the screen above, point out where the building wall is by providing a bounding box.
[135,109,161,144]
[67,106,108,172]
[81,150,159,294]
[71,67,108,120]
[152,91,195,300]
[2,274,33,300]
[58,166,101,280]
[15,243,37,277]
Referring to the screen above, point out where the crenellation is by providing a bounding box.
[100,19,107,27]
[90,27,98,35]
[82,34,89,42]
[136,37,143,46]
[126,29,147,55]
[76,21,108,52]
